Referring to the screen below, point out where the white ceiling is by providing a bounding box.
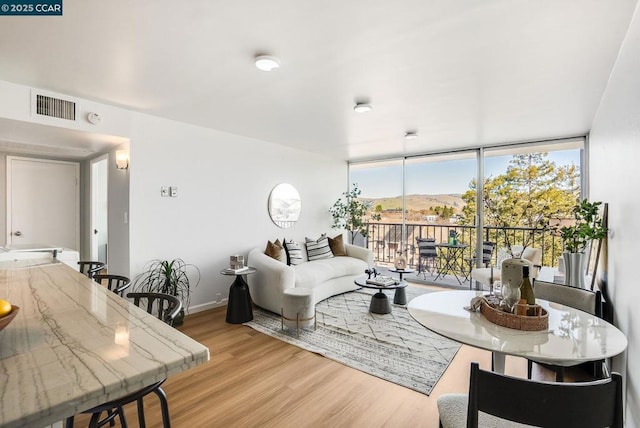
[0,0,637,161]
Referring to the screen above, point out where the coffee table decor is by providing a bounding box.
[245,286,460,395]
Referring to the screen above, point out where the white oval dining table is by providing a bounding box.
[407,289,628,374]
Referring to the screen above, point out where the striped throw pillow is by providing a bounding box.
[283,239,304,265]
[305,235,334,261]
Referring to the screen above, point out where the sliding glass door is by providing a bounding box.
[404,151,478,282]
[349,160,403,262]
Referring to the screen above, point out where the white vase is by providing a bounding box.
[501,257,533,290]
[394,252,407,270]
[563,252,586,289]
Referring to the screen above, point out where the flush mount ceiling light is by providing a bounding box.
[404,131,419,140]
[353,102,372,113]
[254,55,280,71]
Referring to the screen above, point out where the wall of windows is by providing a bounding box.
[349,137,584,271]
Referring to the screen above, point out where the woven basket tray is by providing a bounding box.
[480,300,548,331]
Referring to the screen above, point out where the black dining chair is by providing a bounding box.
[437,362,623,428]
[78,261,106,279]
[65,292,181,428]
[529,279,603,381]
[93,274,131,297]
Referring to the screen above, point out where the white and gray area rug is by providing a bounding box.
[245,286,460,395]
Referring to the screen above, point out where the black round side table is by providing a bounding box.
[221,267,256,324]
[388,268,415,305]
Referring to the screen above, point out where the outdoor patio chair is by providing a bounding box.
[470,246,542,290]
[437,362,623,428]
[416,237,437,279]
[464,241,495,284]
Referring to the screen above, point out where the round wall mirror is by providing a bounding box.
[268,183,301,228]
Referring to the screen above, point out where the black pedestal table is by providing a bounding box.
[222,267,256,324]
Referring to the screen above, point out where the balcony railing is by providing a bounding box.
[365,222,561,270]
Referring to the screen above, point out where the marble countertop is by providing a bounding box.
[0,259,210,428]
[408,290,627,367]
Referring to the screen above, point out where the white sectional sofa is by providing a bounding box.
[247,242,373,314]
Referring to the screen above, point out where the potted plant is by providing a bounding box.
[558,199,607,288]
[132,258,200,326]
[329,183,381,245]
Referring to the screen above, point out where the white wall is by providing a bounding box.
[107,143,130,277]
[0,80,130,137]
[129,113,347,312]
[0,80,133,259]
[0,79,346,312]
[80,143,131,277]
[589,3,640,426]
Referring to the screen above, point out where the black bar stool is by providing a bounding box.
[78,261,106,279]
[65,292,181,428]
[93,274,131,297]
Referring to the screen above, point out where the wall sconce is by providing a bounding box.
[115,150,129,170]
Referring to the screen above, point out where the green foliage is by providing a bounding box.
[132,258,200,309]
[460,153,580,263]
[330,183,381,242]
[440,206,454,218]
[559,199,607,253]
[461,153,579,228]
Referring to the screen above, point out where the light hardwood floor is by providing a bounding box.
[75,288,585,428]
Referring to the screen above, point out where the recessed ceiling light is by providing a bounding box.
[354,102,372,113]
[255,55,280,71]
[404,131,419,140]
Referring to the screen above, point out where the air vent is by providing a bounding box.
[36,94,76,121]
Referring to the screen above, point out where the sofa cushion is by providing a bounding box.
[328,234,347,256]
[283,239,304,265]
[305,235,334,261]
[264,239,285,263]
[293,257,367,289]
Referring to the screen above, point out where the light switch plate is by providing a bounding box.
[170,186,178,197]
[161,186,169,197]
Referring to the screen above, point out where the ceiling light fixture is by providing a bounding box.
[353,102,372,113]
[254,55,280,71]
[404,131,419,140]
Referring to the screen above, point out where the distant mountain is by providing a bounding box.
[365,194,465,212]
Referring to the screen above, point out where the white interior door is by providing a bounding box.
[90,155,108,263]
[6,156,79,250]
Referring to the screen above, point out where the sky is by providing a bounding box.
[350,149,581,199]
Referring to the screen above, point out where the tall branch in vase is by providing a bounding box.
[330,183,381,244]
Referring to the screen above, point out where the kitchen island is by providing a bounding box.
[0,258,210,428]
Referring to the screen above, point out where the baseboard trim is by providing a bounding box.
[188,299,228,314]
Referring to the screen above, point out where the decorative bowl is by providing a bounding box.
[0,305,20,331]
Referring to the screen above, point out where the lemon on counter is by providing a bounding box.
[0,299,12,317]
